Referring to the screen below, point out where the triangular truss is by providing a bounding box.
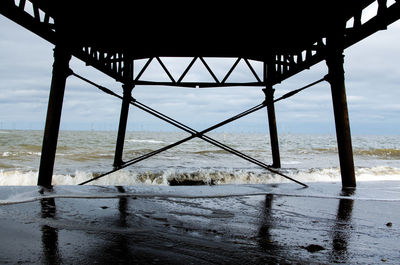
[133,56,264,88]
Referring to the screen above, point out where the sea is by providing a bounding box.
[0,130,400,186]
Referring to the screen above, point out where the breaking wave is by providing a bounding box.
[1,166,399,186]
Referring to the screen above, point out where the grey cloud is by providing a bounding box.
[1,14,400,133]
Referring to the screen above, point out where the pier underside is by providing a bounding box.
[1,0,400,188]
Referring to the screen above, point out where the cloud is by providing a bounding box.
[1,14,400,133]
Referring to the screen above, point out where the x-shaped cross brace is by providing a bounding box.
[72,71,308,187]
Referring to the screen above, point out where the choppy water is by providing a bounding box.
[1,130,400,185]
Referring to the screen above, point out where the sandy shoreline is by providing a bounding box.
[1,182,399,264]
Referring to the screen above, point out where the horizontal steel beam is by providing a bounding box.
[134,80,265,88]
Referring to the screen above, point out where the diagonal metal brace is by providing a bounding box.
[79,101,272,185]
[130,100,307,187]
[80,99,307,187]
[71,70,308,187]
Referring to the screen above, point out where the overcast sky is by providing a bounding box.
[1,13,400,135]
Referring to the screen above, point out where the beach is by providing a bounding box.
[1,130,400,263]
[1,181,400,264]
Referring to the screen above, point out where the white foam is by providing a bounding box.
[2,151,41,157]
[289,168,341,183]
[2,181,400,206]
[0,170,37,185]
[2,152,11,157]
[27,151,41,156]
[125,139,165,144]
[1,166,399,186]
[282,160,301,165]
[356,166,400,181]
[291,166,400,183]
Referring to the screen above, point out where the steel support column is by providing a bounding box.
[264,60,281,168]
[113,83,133,168]
[263,87,281,168]
[113,59,134,168]
[326,41,356,188]
[38,46,71,187]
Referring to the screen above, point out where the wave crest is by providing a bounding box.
[1,166,399,186]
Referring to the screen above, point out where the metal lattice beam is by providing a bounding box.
[272,0,400,84]
[0,0,127,82]
[133,57,265,88]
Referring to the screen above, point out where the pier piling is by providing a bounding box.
[113,58,134,168]
[37,47,71,187]
[264,60,281,168]
[326,32,356,189]
[263,87,281,168]
[113,83,133,168]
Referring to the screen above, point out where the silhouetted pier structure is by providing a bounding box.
[1,0,400,188]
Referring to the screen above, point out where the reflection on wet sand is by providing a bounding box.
[330,189,355,263]
[257,194,286,263]
[257,191,356,263]
[39,193,357,264]
[40,187,135,265]
[40,198,61,265]
[32,184,400,264]
[258,194,276,251]
[86,186,137,264]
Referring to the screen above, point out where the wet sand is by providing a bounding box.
[0,181,399,264]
